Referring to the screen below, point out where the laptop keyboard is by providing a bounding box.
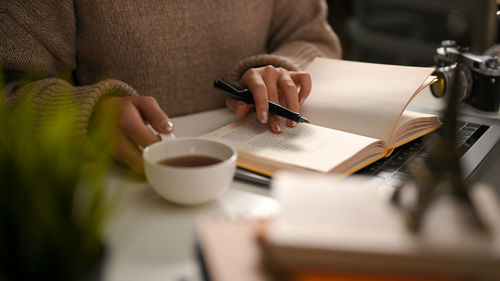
[356,121,490,188]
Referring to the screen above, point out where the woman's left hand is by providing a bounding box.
[225,66,312,134]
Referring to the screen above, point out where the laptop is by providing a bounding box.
[234,112,500,188]
[357,112,500,186]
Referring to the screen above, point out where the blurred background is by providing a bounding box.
[326,0,499,66]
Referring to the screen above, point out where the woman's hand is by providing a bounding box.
[91,96,173,173]
[225,66,312,133]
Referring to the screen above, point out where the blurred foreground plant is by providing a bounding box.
[0,74,115,280]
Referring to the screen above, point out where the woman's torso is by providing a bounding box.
[75,0,274,116]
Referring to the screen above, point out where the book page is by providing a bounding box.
[301,58,434,143]
[197,220,272,281]
[203,114,385,174]
[390,110,441,146]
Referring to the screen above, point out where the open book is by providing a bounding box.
[203,58,440,176]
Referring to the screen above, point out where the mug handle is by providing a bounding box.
[158,132,176,141]
[146,124,176,144]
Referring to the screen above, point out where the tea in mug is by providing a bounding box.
[157,155,222,167]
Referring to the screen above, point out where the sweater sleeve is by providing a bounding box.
[229,0,342,80]
[0,0,136,146]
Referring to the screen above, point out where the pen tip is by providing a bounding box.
[300,116,310,123]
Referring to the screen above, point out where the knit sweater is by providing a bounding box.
[0,0,341,143]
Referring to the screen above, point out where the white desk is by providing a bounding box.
[103,90,500,281]
[103,109,280,281]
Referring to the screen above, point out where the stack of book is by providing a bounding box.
[197,172,500,281]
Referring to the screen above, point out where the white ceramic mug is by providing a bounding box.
[143,137,237,205]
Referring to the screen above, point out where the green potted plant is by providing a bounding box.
[0,75,114,281]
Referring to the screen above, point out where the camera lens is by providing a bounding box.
[430,64,471,101]
[430,71,447,98]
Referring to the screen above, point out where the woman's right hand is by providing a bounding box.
[225,66,312,134]
[92,96,173,173]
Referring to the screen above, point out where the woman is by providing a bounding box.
[0,0,341,173]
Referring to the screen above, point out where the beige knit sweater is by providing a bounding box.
[0,0,341,142]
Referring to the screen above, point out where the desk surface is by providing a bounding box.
[104,109,278,281]
[103,90,500,281]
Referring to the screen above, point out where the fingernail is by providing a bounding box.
[259,111,268,124]
[159,120,174,132]
[290,121,297,127]
[275,120,283,133]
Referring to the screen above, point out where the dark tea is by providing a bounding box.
[157,155,222,167]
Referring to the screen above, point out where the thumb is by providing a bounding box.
[133,96,174,134]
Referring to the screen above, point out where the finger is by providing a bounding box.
[290,72,312,105]
[240,69,269,124]
[112,131,144,174]
[278,72,300,127]
[269,114,284,134]
[132,96,174,134]
[225,96,251,117]
[261,67,284,133]
[119,99,161,148]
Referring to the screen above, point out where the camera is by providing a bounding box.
[430,40,500,112]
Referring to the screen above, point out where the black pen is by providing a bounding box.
[213,78,310,124]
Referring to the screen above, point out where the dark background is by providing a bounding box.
[325,0,500,190]
[326,0,499,66]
